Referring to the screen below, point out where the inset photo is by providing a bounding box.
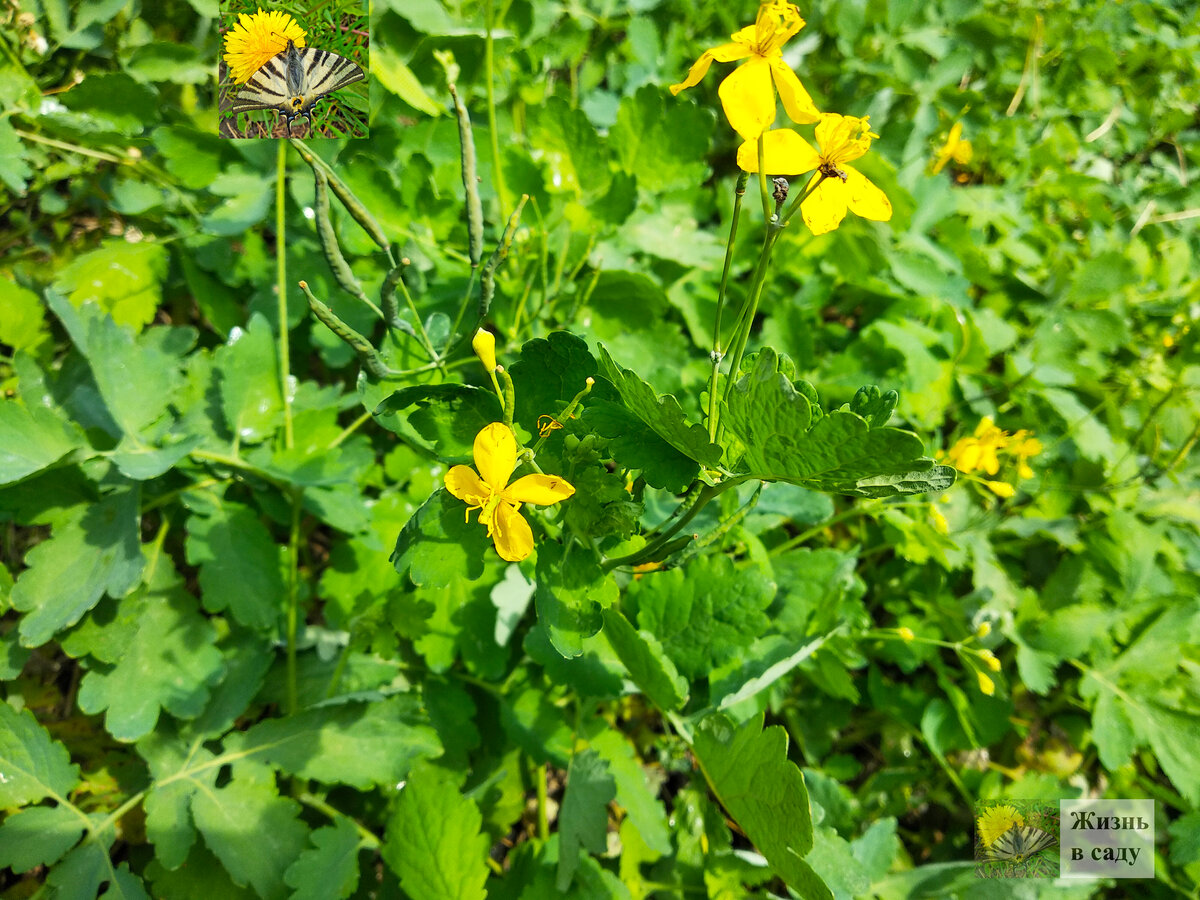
[218,2,368,139]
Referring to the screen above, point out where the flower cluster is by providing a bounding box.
[222,8,306,84]
[945,417,1042,498]
[670,0,891,235]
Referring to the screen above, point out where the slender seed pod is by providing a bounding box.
[495,365,516,428]
[449,84,483,268]
[313,167,380,318]
[379,265,415,336]
[298,280,391,378]
[479,195,527,319]
[290,138,393,260]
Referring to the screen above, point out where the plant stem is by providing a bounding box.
[484,0,511,216]
[602,480,738,571]
[285,491,302,716]
[276,140,294,449]
[707,173,748,441]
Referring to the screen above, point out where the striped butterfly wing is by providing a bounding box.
[232,40,364,128]
[987,826,1057,862]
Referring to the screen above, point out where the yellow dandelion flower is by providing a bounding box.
[444,422,575,562]
[670,0,820,140]
[223,8,306,84]
[977,805,1024,847]
[930,121,973,175]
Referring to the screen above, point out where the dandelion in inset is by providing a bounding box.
[223,8,306,84]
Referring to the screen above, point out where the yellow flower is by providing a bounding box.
[737,114,893,235]
[984,480,1015,498]
[977,805,1024,847]
[930,121,973,175]
[444,423,575,562]
[1009,431,1042,479]
[222,8,306,84]
[670,0,820,140]
[472,328,497,372]
[946,416,1006,475]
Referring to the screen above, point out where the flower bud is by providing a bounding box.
[980,649,1002,672]
[473,328,497,372]
[977,670,995,696]
[976,622,991,639]
[897,626,915,642]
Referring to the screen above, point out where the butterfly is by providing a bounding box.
[232,39,365,135]
[985,826,1057,863]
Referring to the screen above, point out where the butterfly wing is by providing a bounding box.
[987,826,1056,862]
[231,41,364,125]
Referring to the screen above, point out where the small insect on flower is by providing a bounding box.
[444,423,575,562]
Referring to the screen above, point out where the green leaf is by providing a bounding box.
[145,843,258,900]
[631,554,773,678]
[723,348,955,497]
[0,277,50,353]
[51,240,168,329]
[509,330,602,437]
[582,400,700,492]
[190,769,310,900]
[0,805,85,872]
[189,630,274,738]
[391,489,491,588]
[535,540,614,658]
[66,559,224,741]
[211,313,283,443]
[382,760,489,900]
[44,290,183,437]
[222,696,442,790]
[556,749,617,891]
[284,819,362,900]
[12,488,144,647]
[692,713,829,900]
[374,384,502,461]
[527,97,611,198]
[0,118,34,194]
[185,503,284,631]
[590,731,671,855]
[0,399,82,485]
[611,84,715,192]
[601,607,688,711]
[596,343,722,469]
[0,704,80,806]
[138,734,217,868]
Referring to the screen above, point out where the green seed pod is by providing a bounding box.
[449,84,483,268]
[299,280,391,379]
[291,138,392,259]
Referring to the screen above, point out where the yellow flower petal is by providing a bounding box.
[472,328,497,372]
[444,465,490,510]
[736,129,820,174]
[492,502,534,562]
[222,8,306,84]
[769,59,820,124]
[473,422,518,492]
[669,41,751,95]
[718,56,776,141]
[503,473,575,506]
[985,480,1015,498]
[801,177,849,235]
[844,167,892,222]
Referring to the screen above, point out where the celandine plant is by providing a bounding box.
[293,1,954,894]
